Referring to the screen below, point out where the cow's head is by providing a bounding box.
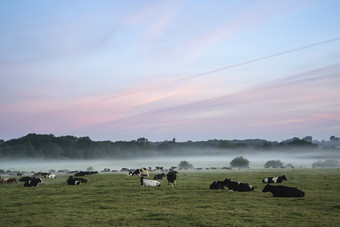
[282,175,287,181]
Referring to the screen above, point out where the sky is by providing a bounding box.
[1,0,340,142]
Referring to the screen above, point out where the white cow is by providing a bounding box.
[140,177,160,187]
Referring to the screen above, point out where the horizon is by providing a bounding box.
[1,132,338,143]
[1,1,340,142]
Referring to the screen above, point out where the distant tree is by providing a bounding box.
[285,163,295,168]
[87,166,94,171]
[264,160,284,168]
[330,136,340,142]
[178,160,193,169]
[230,156,249,168]
[303,136,313,143]
[49,169,56,173]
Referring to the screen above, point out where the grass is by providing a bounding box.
[1,169,340,226]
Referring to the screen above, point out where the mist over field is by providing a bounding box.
[1,148,338,173]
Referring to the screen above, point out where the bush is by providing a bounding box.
[264,160,284,168]
[230,156,249,168]
[178,161,193,169]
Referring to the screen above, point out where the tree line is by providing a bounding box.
[0,133,339,159]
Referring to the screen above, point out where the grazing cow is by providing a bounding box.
[262,184,305,197]
[210,180,227,190]
[262,175,287,184]
[224,179,254,192]
[67,176,82,185]
[19,176,32,182]
[167,171,178,187]
[132,168,150,177]
[140,177,161,187]
[153,173,166,180]
[24,178,43,187]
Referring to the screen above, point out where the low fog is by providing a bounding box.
[1,149,338,173]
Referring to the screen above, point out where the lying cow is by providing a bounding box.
[224,179,254,192]
[45,174,56,179]
[210,179,228,190]
[73,177,87,183]
[153,173,166,180]
[19,176,33,182]
[262,175,287,184]
[1,178,19,183]
[262,184,305,197]
[24,177,43,187]
[140,177,161,187]
[132,168,150,177]
[167,171,178,187]
[67,176,81,185]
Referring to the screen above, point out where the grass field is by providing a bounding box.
[1,169,340,226]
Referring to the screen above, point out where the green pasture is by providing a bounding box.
[1,169,340,226]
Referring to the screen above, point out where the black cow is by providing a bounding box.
[67,176,82,185]
[75,172,87,176]
[262,175,287,184]
[262,184,305,197]
[224,179,254,192]
[167,171,178,187]
[19,176,32,182]
[24,177,43,187]
[210,180,228,190]
[153,173,166,180]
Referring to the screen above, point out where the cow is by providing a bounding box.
[262,184,305,197]
[73,177,87,183]
[19,176,32,182]
[45,174,56,179]
[74,172,87,176]
[210,180,227,190]
[67,176,81,185]
[167,171,178,187]
[132,168,150,177]
[153,173,166,180]
[140,177,161,187]
[262,175,287,184]
[24,177,43,187]
[224,179,254,192]
[6,178,18,183]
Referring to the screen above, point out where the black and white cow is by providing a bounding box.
[210,180,228,190]
[140,177,161,187]
[24,177,43,187]
[262,184,305,197]
[224,179,254,192]
[153,173,166,180]
[67,176,82,185]
[262,175,287,184]
[132,168,150,177]
[167,171,178,187]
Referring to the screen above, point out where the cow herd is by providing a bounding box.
[210,174,305,197]
[0,169,305,197]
